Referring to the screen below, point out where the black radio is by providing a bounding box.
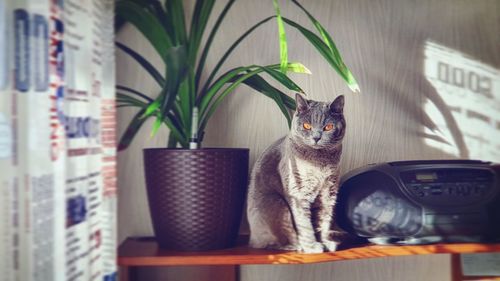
[336,160,500,245]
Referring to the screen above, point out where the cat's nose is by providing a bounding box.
[313,136,321,143]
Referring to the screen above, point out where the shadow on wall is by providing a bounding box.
[422,41,500,162]
[321,0,500,171]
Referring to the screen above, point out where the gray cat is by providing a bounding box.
[247,94,346,253]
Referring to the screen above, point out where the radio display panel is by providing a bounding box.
[416,172,438,181]
[400,169,495,206]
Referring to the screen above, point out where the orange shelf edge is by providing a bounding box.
[118,237,500,266]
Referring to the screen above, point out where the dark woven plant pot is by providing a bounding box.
[143,148,249,251]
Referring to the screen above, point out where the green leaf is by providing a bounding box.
[286,62,312,74]
[235,74,293,126]
[115,16,127,33]
[272,0,288,74]
[291,0,359,92]
[116,85,153,102]
[117,92,148,107]
[163,115,188,147]
[116,0,173,61]
[118,107,149,151]
[188,0,216,66]
[195,0,236,90]
[176,77,191,138]
[345,71,360,93]
[198,66,247,114]
[172,101,185,126]
[116,42,166,88]
[115,0,157,32]
[201,16,276,96]
[117,104,140,108]
[142,100,161,119]
[282,17,360,93]
[161,45,189,121]
[150,113,163,138]
[257,65,305,93]
[148,1,175,41]
[237,74,296,109]
[165,0,187,44]
[165,45,188,95]
[200,68,266,130]
[200,64,299,130]
[199,63,303,117]
[291,0,339,59]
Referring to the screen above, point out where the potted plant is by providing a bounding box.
[116,0,359,251]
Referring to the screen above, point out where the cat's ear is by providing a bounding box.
[295,93,309,113]
[330,95,344,114]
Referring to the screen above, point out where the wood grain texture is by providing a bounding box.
[118,237,500,266]
[116,0,499,280]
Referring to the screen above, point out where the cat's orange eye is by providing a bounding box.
[303,123,312,130]
[324,124,334,131]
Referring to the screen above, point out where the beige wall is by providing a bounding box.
[116,0,500,280]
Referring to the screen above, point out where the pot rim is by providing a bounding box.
[143,147,249,152]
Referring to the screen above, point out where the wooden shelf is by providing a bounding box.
[118,236,500,266]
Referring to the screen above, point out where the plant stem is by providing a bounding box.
[167,133,178,148]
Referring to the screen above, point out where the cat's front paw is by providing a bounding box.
[322,240,339,252]
[298,242,324,254]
